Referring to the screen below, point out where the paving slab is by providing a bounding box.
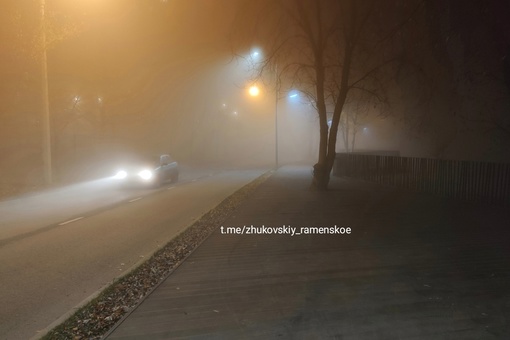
[106,165,510,339]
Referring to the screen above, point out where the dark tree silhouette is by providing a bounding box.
[231,0,424,189]
[395,0,510,158]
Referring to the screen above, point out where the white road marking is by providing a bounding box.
[167,186,174,190]
[129,197,142,202]
[58,217,84,226]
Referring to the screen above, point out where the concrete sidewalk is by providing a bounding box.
[106,165,510,339]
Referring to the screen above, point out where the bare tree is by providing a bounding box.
[231,0,423,189]
[394,0,510,159]
[338,87,379,152]
[445,0,510,144]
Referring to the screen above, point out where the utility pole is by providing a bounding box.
[41,0,52,184]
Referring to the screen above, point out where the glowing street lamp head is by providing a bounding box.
[250,48,261,60]
[288,90,299,100]
[249,85,260,97]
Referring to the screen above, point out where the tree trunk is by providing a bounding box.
[312,161,330,190]
[351,129,357,153]
[313,40,354,190]
[311,40,330,190]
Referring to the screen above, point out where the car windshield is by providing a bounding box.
[115,153,161,168]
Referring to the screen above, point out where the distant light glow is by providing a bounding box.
[249,85,260,97]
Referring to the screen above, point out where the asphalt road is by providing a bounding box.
[0,166,214,243]
[0,167,265,340]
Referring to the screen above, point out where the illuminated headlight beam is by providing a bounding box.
[113,170,127,179]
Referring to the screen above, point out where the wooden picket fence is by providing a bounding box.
[334,153,510,205]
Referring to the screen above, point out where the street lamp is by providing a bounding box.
[40,0,52,184]
[246,48,280,169]
[274,64,279,169]
[247,81,279,169]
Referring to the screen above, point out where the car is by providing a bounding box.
[113,154,178,187]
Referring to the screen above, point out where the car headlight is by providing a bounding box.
[114,170,127,179]
[138,169,153,180]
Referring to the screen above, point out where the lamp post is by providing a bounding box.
[249,82,279,169]
[40,0,52,184]
[248,49,279,169]
[274,63,279,169]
